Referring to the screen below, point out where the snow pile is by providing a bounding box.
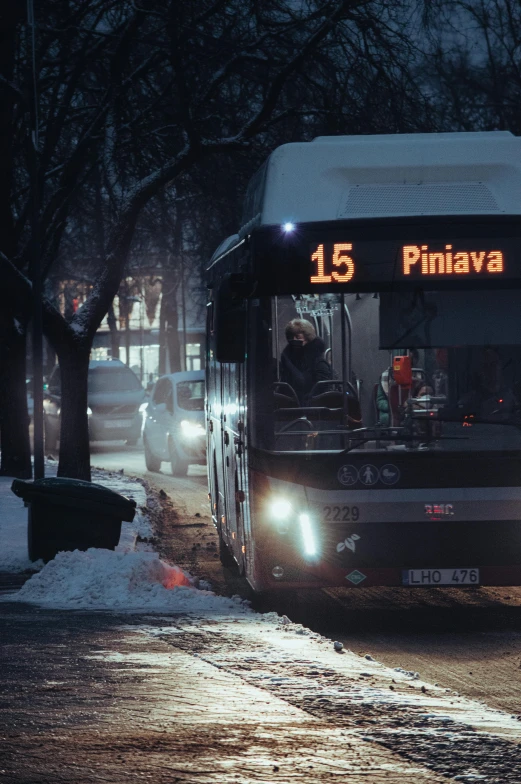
[11,548,251,614]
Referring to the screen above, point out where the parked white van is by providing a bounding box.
[143,370,206,475]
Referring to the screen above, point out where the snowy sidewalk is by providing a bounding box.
[1,467,521,782]
[2,600,521,783]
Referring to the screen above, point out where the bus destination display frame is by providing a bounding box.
[251,215,521,294]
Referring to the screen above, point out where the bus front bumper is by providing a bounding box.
[251,518,521,591]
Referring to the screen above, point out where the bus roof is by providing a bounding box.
[240,131,521,230]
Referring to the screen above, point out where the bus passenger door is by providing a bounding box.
[221,361,245,570]
[206,315,223,528]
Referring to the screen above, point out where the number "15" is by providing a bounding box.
[311,243,355,284]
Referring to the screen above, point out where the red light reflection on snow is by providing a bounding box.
[162,566,191,589]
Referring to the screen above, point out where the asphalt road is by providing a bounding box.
[89,440,210,517]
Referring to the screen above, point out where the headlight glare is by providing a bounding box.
[299,513,317,557]
[269,498,293,521]
[180,419,205,438]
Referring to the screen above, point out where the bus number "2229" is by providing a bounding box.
[323,505,360,521]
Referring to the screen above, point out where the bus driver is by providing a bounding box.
[279,319,332,404]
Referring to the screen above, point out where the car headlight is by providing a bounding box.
[87,407,92,416]
[180,419,205,438]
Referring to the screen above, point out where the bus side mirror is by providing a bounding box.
[215,274,252,363]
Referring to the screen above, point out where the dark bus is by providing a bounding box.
[206,131,521,592]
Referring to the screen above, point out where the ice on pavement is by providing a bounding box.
[11,548,251,614]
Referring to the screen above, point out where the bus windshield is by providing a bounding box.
[250,293,521,455]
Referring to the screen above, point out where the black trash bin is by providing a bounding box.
[11,477,137,562]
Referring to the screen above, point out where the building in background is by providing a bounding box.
[52,260,205,384]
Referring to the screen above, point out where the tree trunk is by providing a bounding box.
[0,10,30,477]
[56,342,91,481]
[107,303,120,359]
[167,310,182,373]
[0,320,32,478]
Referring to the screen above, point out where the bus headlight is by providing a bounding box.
[299,513,317,557]
[180,420,205,438]
[269,498,293,522]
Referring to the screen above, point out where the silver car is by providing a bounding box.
[143,370,206,475]
[43,360,146,449]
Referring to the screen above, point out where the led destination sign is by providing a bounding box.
[402,245,504,276]
[309,242,505,285]
[251,222,521,294]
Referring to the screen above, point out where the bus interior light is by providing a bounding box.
[299,513,317,557]
[269,498,293,521]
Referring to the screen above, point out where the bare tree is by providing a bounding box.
[419,0,521,132]
[3,0,438,480]
[0,1,148,475]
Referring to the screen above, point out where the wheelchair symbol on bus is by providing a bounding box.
[337,465,358,486]
[337,462,401,486]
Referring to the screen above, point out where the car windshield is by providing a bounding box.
[249,293,521,455]
[88,367,142,393]
[176,380,204,410]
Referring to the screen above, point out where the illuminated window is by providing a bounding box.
[186,343,201,371]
